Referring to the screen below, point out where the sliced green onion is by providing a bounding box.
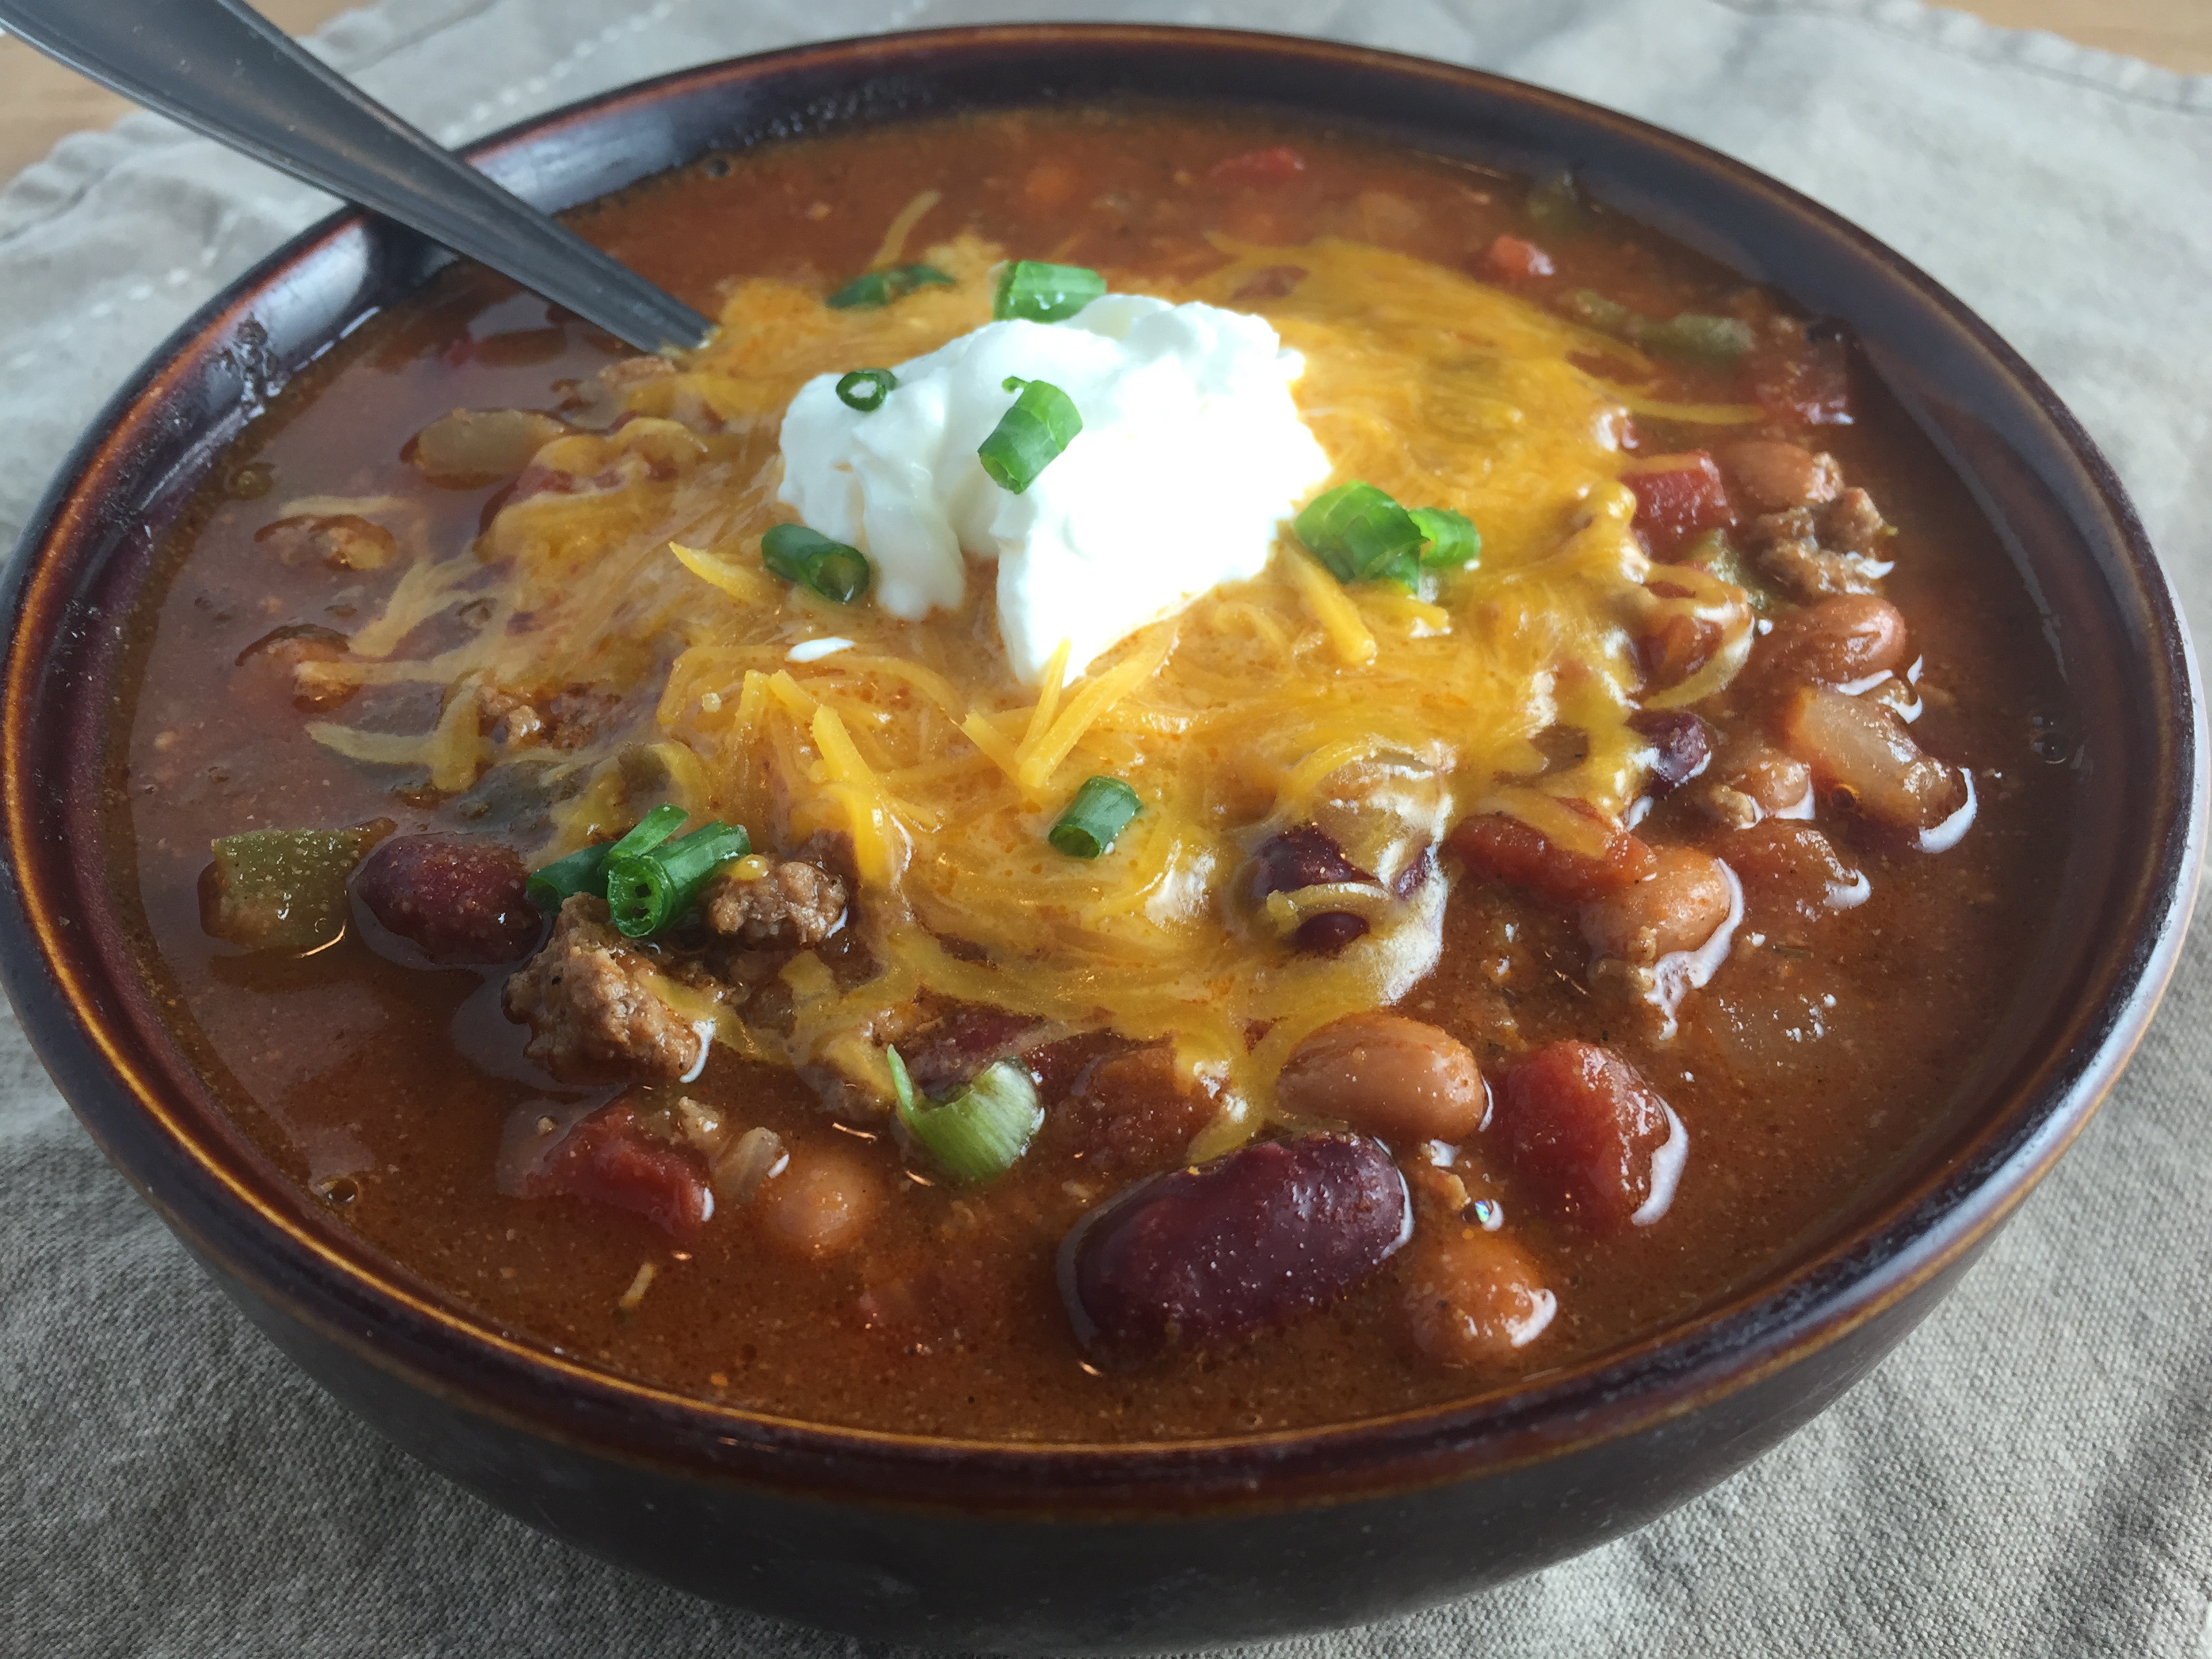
[836,368,897,411]
[1527,172,1591,237]
[1048,775,1142,859]
[1294,481,1425,587]
[1412,506,1481,570]
[1639,312,1755,363]
[888,1047,1044,1183]
[825,264,954,310]
[978,376,1082,494]
[525,802,685,915]
[761,523,872,604]
[605,819,751,938]
[992,260,1107,323]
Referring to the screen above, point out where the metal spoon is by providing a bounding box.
[0,0,714,351]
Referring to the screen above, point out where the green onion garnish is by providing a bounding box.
[1048,775,1142,859]
[1527,172,1591,237]
[761,523,873,604]
[1639,312,1754,363]
[978,376,1082,495]
[525,802,686,916]
[836,368,897,412]
[605,819,751,939]
[1294,481,1427,587]
[992,260,1107,323]
[888,1046,1044,1183]
[1412,506,1481,570]
[825,264,953,310]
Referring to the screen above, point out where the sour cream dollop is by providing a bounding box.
[777,294,1332,684]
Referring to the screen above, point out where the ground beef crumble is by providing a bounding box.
[705,858,847,946]
[502,895,706,1081]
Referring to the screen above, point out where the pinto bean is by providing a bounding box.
[1492,1042,1677,1233]
[1579,846,1734,966]
[411,408,569,484]
[1756,595,1908,687]
[1708,740,1813,822]
[1402,1227,1556,1368]
[354,834,538,964]
[1447,811,1657,905]
[1777,687,1968,833]
[1276,1013,1486,1145]
[1719,821,1866,916]
[1720,441,1842,514]
[759,1146,882,1260]
[1059,1134,1410,1358]
[1292,912,1370,955]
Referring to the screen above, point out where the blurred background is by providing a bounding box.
[1,1,2205,180]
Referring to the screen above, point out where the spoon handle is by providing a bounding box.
[0,0,714,351]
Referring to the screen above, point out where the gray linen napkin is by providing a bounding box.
[3,3,2210,1654]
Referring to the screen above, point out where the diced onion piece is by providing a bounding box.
[978,377,1083,495]
[1048,775,1142,859]
[1778,687,1968,834]
[888,1048,1044,1183]
[710,1126,788,1208]
[991,260,1107,323]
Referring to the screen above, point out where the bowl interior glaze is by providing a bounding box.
[0,20,2200,1621]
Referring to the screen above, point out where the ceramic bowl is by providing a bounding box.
[1,24,2200,1652]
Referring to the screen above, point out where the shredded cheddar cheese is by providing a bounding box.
[305,230,1753,1145]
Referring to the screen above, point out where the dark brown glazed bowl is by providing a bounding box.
[0,25,2201,1652]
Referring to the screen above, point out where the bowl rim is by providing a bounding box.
[2,20,2203,1513]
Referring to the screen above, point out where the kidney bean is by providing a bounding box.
[527,1100,714,1237]
[1447,810,1657,905]
[760,1146,882,1260]
[1292,912,1370,955]
[1276,1013,1486,1145]
[1402,1227,1556,1368]
[1492,1042,1676,1232]
[1580,846,1734,966]
[1719,440,1842,514]
[1246,823,1372,903]
[1756,595,1908,687]
[1060,1134,1410,1359]
[1628,709,1712,790]
[354,834,539,964]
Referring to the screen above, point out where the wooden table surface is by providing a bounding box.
[1,1,2206,184]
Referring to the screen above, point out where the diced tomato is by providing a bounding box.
[1208,146,1307,186]
[1623,451,1733,556]
[529,1100,713,1235]
[1491,1041,1674,1232]
[1483,234,1555,281]
[1445,808,1657,905]
[1749,331,1852,426]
